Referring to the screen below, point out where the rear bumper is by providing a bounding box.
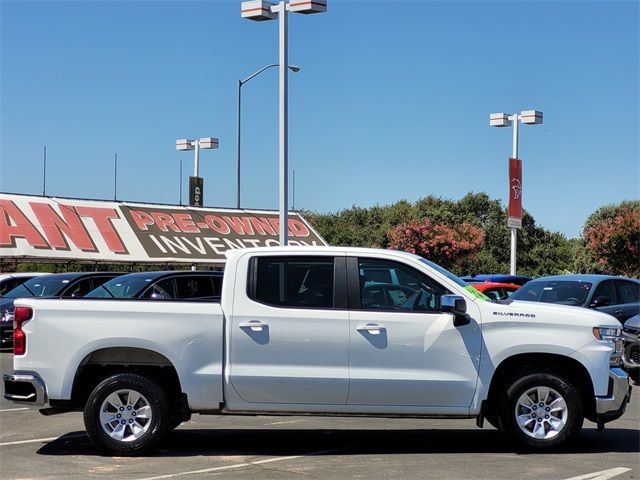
[3,372,47,406]
[595,367,631,423]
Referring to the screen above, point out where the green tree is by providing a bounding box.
[305,192,574,276]
[387,220,485,272]
[582,201,640,277]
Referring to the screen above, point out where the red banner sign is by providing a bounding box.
[508,158,522,229]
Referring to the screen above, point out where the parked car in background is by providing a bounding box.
[461,274,532,286]
[0,272,122,348]
[468,282,520,301]
[0,272,50,297]
[622,314,640,383]
[508,274,640,324]
[85,270,223,301]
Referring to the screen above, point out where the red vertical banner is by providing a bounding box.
[508,157,522,228]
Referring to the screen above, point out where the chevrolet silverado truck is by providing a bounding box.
[3,247,631,455]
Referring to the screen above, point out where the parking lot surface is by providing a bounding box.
[0,350,638,480]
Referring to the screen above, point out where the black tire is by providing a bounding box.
[167,415,183,431]
[84,373,169,456]
[629,369,639,385]
[498,371,583,450]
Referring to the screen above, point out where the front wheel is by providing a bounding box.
[498,372,584,450]
[84,373,169,456]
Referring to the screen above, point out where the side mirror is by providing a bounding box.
[441,294,471,327]
[590,296,611,308]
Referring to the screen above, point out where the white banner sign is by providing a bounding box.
[0,193,327,264]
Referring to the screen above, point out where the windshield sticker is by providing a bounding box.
[465,285,491,301]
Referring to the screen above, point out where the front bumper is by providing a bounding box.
[3,372,47,406]
[595,367,631,423]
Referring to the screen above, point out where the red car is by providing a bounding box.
[469,281,521,301]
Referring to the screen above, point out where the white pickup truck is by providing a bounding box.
[3,247,631,455]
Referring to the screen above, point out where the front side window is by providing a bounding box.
[251,256,335,309]
[592,280,617,305]
[358,258,449,312]
[63,278,94,298]
[141,278,176,300]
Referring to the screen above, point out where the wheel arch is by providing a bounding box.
[485,353,597,422]
[71,347,185,414]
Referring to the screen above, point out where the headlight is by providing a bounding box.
[593,326,623,366]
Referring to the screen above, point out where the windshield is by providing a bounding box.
[5,276,72,298]
[86,274,157,299]
[510,280,592,306]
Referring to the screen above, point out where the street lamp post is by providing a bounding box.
[241,0,326,246]
[236,63,300,209]
[490,110,543,275]
[176,137,220,207]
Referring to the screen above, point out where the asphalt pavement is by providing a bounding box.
[0,350,638,480]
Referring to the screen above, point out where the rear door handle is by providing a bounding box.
[614,310,623,315]
[356,324,385,335]
[239,321,268,332]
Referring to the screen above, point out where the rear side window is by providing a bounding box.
[615,280,640,304]
[250,256,335,309]
[175,275,220,300]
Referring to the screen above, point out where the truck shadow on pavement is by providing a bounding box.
[36,427,640,457]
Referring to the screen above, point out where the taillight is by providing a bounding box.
[13,307,33,356]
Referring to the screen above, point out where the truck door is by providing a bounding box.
[347,257,482,411]
[228,254,349,406]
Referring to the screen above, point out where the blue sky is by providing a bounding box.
[1,0,638,239]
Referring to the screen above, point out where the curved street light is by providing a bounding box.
[236,63,300,209]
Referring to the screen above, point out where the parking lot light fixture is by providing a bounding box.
[176,137,219,207]
[490,110,543,275]
[241,0,326,245]
[236,64,300,209]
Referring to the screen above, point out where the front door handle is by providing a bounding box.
[239,321,268,332]
[356,324,386,335]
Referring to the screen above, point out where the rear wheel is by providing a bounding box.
[84,373,169,456]
[498,372,583,450]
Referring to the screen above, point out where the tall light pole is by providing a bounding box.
[237,63,300,209]
[176,137,219,207]
[490,110,543,275]
[241,0,326,245]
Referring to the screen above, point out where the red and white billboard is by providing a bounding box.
[508,157,522,229]
[0,193,327,265]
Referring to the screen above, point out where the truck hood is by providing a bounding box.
[488,299,621,329]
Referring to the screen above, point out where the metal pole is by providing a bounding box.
[510,115,520,275]
[42,145,47,196]
[194,140,200,177]
[278,1,289,246]
[179,158,183,205]
[114,153,117,200]
[237,80,242,209]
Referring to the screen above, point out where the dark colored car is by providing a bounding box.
[508,274,640,324]
[461,274,532,286]
[0,272,122,348]
[0,273,50,297]
[85,270,223,301]
[622,314,640,383]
